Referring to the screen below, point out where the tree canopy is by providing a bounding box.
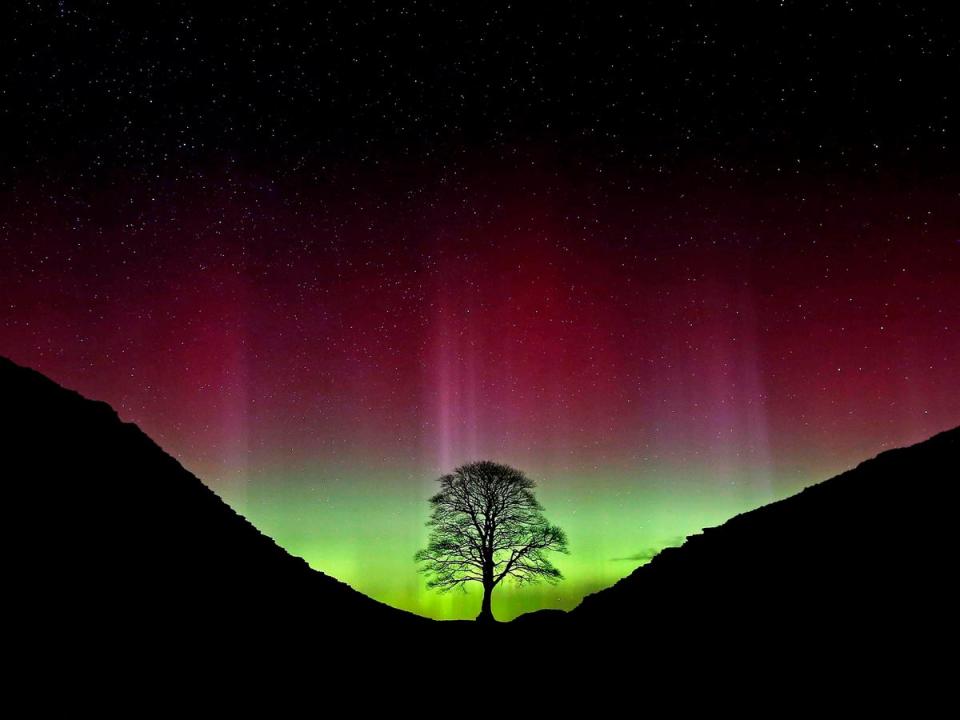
[414,460,569,622]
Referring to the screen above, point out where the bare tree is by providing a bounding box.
[414,460,569,622]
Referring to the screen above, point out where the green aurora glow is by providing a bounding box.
[217,461,819,621]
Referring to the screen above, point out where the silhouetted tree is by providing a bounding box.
[414,460,569,622]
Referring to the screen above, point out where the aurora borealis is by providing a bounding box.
[2,3,958,620]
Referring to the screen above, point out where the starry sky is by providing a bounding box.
[2,2,958,620]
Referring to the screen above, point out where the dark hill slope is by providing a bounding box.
[569,425,958,641]
[5,353,956,672]
[1,355,426,641]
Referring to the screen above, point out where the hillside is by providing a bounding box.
[2,355,426,645]
[568,425,957,645]
[5,352,955,664]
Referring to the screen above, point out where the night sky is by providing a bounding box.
[2,2,958,620]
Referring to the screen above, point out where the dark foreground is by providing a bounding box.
[3,354,956,686]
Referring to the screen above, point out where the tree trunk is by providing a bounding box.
[477,559,496,623]
[476,581,495,623]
